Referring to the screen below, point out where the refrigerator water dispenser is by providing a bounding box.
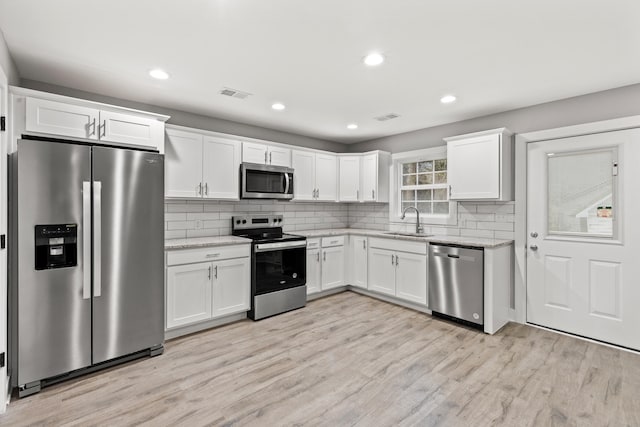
[34,224,78,270]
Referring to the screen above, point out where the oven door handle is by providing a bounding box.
[254,241,307,252]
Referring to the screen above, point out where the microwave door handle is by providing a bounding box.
[284,172,290,194]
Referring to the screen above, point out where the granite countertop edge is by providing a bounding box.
[165,235,252,250]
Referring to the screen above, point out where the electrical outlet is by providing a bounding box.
[195,220,203,229]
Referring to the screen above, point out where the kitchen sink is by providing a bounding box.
[383,232,433,238]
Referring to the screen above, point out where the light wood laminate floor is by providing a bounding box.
[2,291,639,426]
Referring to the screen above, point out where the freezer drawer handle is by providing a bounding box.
[82,181,91,299]
[93,181,102,297]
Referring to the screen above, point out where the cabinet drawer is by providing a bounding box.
[368,237,427,255]
[306,238,321,249]
[167,244,250,266]
[322,235,345,247]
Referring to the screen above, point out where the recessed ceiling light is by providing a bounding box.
[271,103,286,111]
[149,68,169,80]
[440,94,457,104]
[363,52,385,66]
[347,123,358,130]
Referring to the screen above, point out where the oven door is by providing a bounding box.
[253,241,306,295]
[241,163,294,199]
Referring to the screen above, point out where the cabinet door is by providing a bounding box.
[339,156,361,202]
[315,153,337,201]
[361,153,378,201]
[166,262,213,329]
[306,247,321,294]
[350,236,368,289]
[268,146,291,167]
[100,110,163,149]
[202,136,241,199]
[368,247,396,296]
[25,97,99,140]
[212,257,250,317]
[165,129,204,198]
[292,150,316,201]
[242,141,268,164]
[395,252,427,305]
[321,245,345,290]
[448,134,500,199]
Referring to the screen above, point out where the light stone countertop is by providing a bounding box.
[293,228,513,249]
[165,235,252,250]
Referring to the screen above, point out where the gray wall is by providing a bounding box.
[0,29,18,85]
[349,83,640,153]
[20,79,347,153]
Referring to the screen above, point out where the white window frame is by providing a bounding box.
[390,146,458,226]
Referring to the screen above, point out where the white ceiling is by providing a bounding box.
[1,0,639,144]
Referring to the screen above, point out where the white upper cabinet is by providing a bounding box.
[445,128,513,201]
[165,126,240,199]
[360,152,390,202]
[338,156,361,202]
[23,95,167,151]
[291,150,316,201]
[165,128,204,198]
[242,141,291,167]
[291,150,337,202]
[202,136,241,199]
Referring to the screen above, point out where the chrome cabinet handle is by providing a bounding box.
[197,182,202,196]
[362,240,366,250]
[214,265,218,279]
[530,244,538,251]
[264,150,268,164]
[88,118,96,136]
[356,189,359,200]
[449,185,452,197]
[316,252,320,262]
[323,251,326,262]
[396,255,399,266]
[93,181,102,297]
[316,188,320,199]
[270,152,272,164]
[372,189,375,199]
[101,120,106,138]
[82,181,91,299]
[391,254,395,265]
[208,265,212,280]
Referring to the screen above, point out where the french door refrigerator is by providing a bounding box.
[10,138,165,397]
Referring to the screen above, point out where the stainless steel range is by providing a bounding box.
[232,215,306,320]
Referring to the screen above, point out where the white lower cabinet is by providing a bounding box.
[166,245,250,331]
[306,237,345,295]
[350,236,368,289]
[366,238,428,305]
[166,262,213,328]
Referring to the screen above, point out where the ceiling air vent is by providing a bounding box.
[374,113,400,121]
[219,87,251,100]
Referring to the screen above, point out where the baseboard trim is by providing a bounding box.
[165,312,247,340]
[347,287,431,314]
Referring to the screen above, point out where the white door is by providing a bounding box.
[292,150,316,201]
[339,156,361,201]
[527,128,640,350]
[350,236,368,289]
[321,245,345,290]
[165,129,204,198]
[242,141,268,164]
[395,251,427,305]
[306,247,321,294]
[368,247,396,296]
[99,110,162,149]
[315,153,337,201]
[202,136,241,199]
[448,134,500,199]
[166,262,213,329]
[212,257,250,317]
[361,153,377,201]
[0,67,8,412]
[268,146,291,167]
[25,97,99,140]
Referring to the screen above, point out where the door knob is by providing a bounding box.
[530,232,538,238]
[529,244,538,251]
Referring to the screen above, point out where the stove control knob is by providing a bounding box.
[278,218,282,222]
[242,220,247,224]
[236,220,241,224]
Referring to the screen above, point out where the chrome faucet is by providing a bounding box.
[401,206,423,234]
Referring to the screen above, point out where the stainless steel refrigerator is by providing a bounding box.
[9,138,165,397]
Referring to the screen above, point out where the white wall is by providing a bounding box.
[0,29,18,85]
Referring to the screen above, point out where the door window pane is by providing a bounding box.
[548,149,615,237]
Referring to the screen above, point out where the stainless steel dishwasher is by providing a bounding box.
[428,243,484,328]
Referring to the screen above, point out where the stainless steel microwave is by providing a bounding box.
[241,162,294,200]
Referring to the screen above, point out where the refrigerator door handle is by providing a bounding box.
[82,181,92,299]
[93,181,102,297]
